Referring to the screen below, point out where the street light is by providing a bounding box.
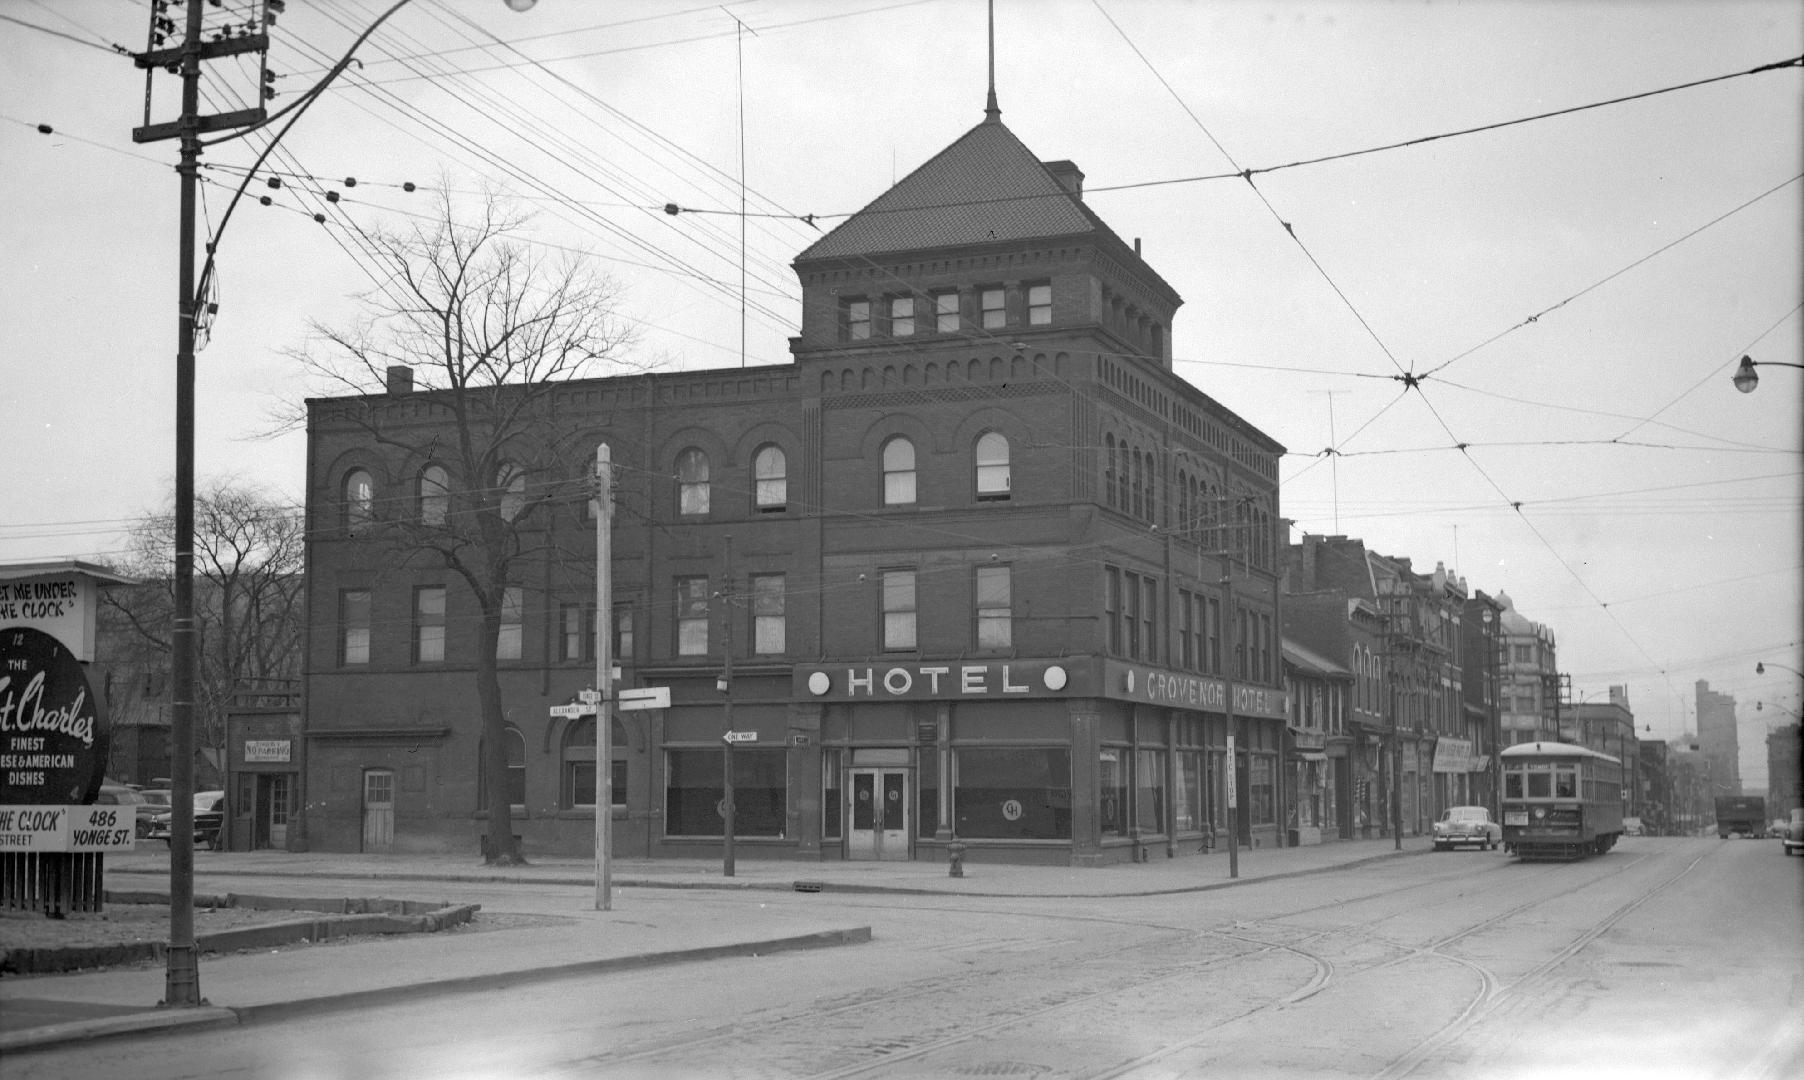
[1756,661,1803,678]
[1732,354,1804,394]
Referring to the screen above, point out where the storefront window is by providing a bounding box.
[1134,749,1166,834]
[1250,754,1275,826]
[665,748,786,837]
[1099,748,1127,837]
[954,748,1071,840]
[1174,751,1202,832]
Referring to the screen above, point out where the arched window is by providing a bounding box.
[478,726,526,811]
[343,468,374,531]
[1099,447,1109,509]
[975,432,1010,500]
[753,444,787,511]
[1131,450,1144,520]
[676,448,710,516]
[882,436,916,506]
[418,464,449,526]
[497,462,526,522]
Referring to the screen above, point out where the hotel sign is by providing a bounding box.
[796,659,1079,701]
[1105,660,1289,720]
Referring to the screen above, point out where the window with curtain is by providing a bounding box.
[882,569,916,651]
[1027,281,1051,325]
[882,436,916,506]
[413,586,446,664]
[676,448,710,516]
[340,589,370,665]
[975,564,1011,649]
[418,464,448,526]
[934,291,959,332]
[496,586,524,660]
[343,469,373,531]
[753,445,786,511]
[975,432,1009,500]
[751,573,786,655]
[889,295,915,336]
[676,577,710,656]
[980,286,1005,329]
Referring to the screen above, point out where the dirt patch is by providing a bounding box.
[1,904,574,973]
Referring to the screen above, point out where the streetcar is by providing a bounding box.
[1499,741,1624,860]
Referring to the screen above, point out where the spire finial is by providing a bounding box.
[984,0,1000,123]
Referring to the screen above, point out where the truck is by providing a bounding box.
[1714,795,1767,838]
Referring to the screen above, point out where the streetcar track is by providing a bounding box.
[543,848,1696,1079]
[1370,846,1713,1080]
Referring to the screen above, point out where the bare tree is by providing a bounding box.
[105,479,306,778]
[291,190,635,865]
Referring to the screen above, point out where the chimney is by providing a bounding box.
[386,365,414,396]
[1043,159,1084,199]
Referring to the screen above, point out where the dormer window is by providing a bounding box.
[980,287,1006,329]
[889,296,915,336]
[844,298,871,341]
[935,291,959,332]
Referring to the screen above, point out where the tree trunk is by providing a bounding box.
[475,606,525,865]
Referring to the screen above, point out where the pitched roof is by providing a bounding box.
[796,118,1099,262]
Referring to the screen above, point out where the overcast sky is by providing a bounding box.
[2,0,1799,786]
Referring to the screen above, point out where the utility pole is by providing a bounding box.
[591,445,613,910]
[719,535,736,878]
[131,0,270,1009]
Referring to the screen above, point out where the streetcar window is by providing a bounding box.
[1526,772,1552,798]
[1505,772,1523,798]
[1555,770,1576,798]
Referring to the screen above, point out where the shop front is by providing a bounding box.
[224,708,303,851]
[788,657,1287,866]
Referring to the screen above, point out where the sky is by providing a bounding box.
[2,0,1800,789]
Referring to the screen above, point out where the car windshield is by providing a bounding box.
[1445,808,1487,823]
[141,791,171,807]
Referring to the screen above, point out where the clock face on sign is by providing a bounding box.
[0,625,109,805]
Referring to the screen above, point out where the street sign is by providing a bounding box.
[723,730,758,743]
[549,703,596,719]
[617,686,670,712]
[1226,735,1238,809]
[578,689,601,705]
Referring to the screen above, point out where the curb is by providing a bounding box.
[105,843,1431,898]
[0,926,872,1055]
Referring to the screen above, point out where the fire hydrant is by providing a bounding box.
[946,840,967,877]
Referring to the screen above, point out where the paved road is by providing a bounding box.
[5,837,1798,1079]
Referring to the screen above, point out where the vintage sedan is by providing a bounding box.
[1433,805,1503,851]
[146,790,226,849]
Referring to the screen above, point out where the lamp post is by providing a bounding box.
[1731,355,1804,393]
[1482,607,1501,817]
[133,0,535,1009]
[1755,661,1803,679]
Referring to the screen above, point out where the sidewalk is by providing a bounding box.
[0,835,1433,1054]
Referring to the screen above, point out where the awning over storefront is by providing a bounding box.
[1293,751,1328,762]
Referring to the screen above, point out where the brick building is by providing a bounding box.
[300,101,1287,865]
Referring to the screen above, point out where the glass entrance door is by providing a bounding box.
[847,768,909,860]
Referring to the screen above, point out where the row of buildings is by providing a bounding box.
[91,92,1675,864]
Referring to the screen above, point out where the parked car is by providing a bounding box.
[146,790,226,849]
[95,781,154,839]
[1782,809,1804,857]
[1433,805,1502,851]
[134,789,172,838]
